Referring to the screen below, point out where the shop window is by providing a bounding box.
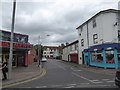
[106,50,114,64]
[91,50,103,63]
[81,39,84,46]
[118,30,120,41]
[118,50,120,63]
[93,34,98,44]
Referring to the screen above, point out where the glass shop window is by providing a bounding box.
[106,50,114,64]
[91,50,103,63]
[118,50,120,63]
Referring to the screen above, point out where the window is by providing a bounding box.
[44,52,46,54]
[118,50,120,63]
[93,19,96,28]
[93,34,98,44]
[81,39,84,46]
[50,52,53,54]
[106,50,114,64]
[118,30,120,41]
[91,50,103,63]
[75,44,78,50]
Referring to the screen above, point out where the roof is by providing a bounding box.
[63,40,78,49]
[0,30,28,37]
[76,9,119,29]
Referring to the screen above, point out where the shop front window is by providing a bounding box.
[91,50,103,63]
[118,50,120,63]
[106,50,114,64]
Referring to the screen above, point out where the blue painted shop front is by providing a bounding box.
[83,43,120,69]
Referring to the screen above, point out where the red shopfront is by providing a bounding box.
[0,41,33,67]
[69,53,78,64]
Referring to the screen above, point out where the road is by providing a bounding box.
[8,59,117,88]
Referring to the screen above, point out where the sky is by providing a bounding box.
[1,0,120,46]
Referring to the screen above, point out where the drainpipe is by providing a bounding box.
[86,22,90,65]
[87,22,89,49]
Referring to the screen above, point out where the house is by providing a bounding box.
[62,40,79,64]
[43,46,59,59]
[76,9,120,68]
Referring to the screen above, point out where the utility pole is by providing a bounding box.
[8,0,16,79]
[38,36,40,67]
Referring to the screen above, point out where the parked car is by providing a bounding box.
[34,57,39,62]
[42,57,47,62]
[115,69,120,88]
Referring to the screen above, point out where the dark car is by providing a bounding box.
[115,69,120,88]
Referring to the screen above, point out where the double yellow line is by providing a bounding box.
[1,68,46,88]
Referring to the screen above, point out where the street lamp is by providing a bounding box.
[38,36,41,67]
[37,34,50,67]
[8,0,16,80]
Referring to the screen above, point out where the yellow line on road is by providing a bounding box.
[1,68,46,88]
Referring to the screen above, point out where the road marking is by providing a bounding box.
[89,80,103,84]
[64,86,74,88]
[72,72,103,84]
[106,81,114,83]
[51,85,62,87]
[67,84,76,86]
[1,68,46,88]
[36,86,47,88]
[72,72,93,83]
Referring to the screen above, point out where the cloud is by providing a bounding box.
[1,0,119,46]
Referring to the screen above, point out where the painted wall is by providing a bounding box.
[78,10,118,64]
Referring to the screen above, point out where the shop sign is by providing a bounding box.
[0,30,28,44]
[0,41,32,49]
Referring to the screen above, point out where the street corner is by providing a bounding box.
[1,68,46,89]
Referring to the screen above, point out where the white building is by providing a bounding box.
[76,9,120,68]
[62,40,79,64]
[43,46,59,59]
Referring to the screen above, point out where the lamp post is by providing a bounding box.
[8,0,16,79]
[38,36,41,67]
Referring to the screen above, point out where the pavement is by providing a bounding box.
[0,59,118,88]
[1,62,43,87]
[60,60,118,76]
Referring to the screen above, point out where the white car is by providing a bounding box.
[41,57,47,62]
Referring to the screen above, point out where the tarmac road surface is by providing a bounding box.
[4,59,118,88]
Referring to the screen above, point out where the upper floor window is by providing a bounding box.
[75,44,78,50]
[93,19,96,28]
[93,34,98,44]
[118,30,120,41]
[81,39,84,46]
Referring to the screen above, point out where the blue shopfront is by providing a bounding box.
[83,43,120,69]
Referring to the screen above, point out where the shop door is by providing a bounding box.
[84,52,90,65]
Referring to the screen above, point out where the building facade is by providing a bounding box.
[43,46,59,59]
[62,40,79,64]
[76,9,120,68]
[0,30,33,67]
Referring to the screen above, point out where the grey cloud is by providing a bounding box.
[1,0,119,46]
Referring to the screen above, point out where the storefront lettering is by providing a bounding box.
[0,41,32,48]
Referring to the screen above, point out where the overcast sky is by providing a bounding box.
[1,0,120,46]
